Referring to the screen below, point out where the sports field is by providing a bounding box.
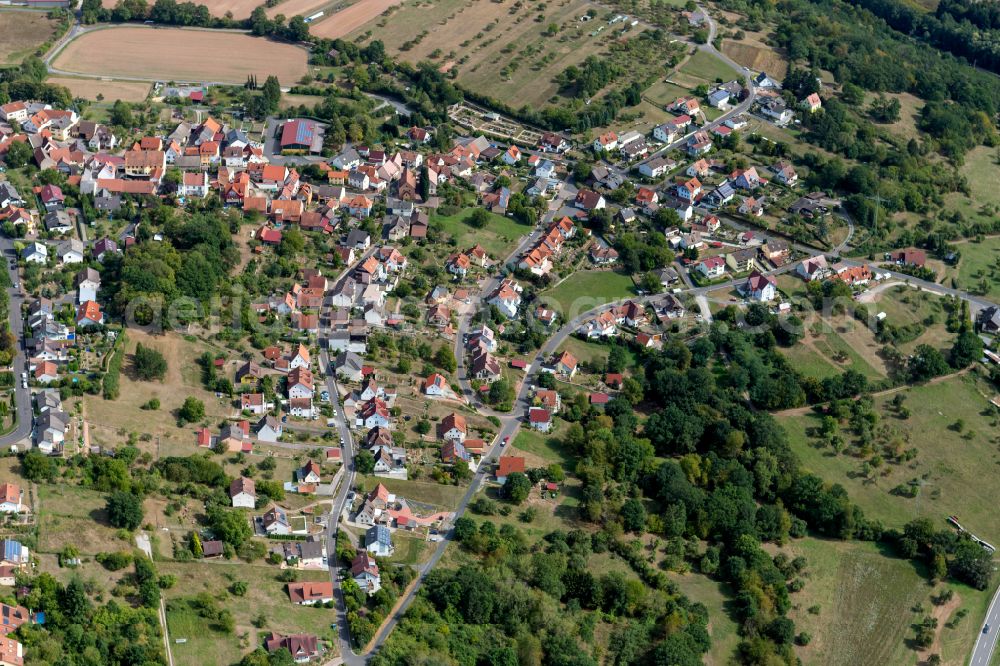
[0,10,61,65]
[51,27,308,84]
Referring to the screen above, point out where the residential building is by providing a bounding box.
[438,412,467,442]
[496,456,525,483]
[742,270,777,301]
[230,477,256,509]
[287,581,334,605]
[0,485,23,514]
[365,525,394,557]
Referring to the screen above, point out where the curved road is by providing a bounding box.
[0,238,33,449]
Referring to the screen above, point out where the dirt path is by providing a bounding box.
[919,592,962,664]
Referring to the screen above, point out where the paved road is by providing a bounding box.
[971,585,1000,666]
[0,238,32,450]
[619,5,757,180]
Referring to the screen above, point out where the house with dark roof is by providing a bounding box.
[365,525,394,557]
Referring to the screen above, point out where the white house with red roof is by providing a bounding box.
[696,256,726,279]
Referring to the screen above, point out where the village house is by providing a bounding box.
[287,581,334,606]
[264,632,321,663]
[496,456,526,484]
[230,477,256,509]
[423,373,449,397]
[0,485,24,514]
[365,525,394,557]
[438,412,467,442]
[254,415,283,443]
[550,351,578,377]
[262,506,291,535]
[797,255,830,281]
[529,407,553,432]
[697,256,727,279]
[741,270,777,302]
[352,550,381,595]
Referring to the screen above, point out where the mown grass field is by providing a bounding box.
[780,374,1000,543]
[511,428,572,467]
[677,49,740,84]
[539,270,636,319]
[951,235,1000,301]
[668,573,741,666]
[358,475,466,510]
[870,285,955,354]
[161,560,335,666]
[944,146,1000,226]
[782,537,935,666]
[797,318,887,381]
[48,77,151,103]
[720,33,789,79]
[779,342,842,380]
[430,207,530,259]
[0,11,61,65]
[865,91,924,142]
[82,329,238,460]
[37,485,128,556]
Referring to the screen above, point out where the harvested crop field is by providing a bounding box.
[0,10,62,65]
[101,0,260,18]
[721,32,788,79]
[310,0,403,39]
[51,27,308,84]
[48,77,151,102]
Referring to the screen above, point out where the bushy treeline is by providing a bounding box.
[80,0,310,42]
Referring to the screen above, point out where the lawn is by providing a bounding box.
[952,235,1000,301]
[539,270,636,319]
[387,532,431,565]
[782,537,933,666]
[677,50,741,84]
[430,207,531,259]
[780,374,1000,544]
[358,475,466,511]
[644,79,696,109]
[161,560,336,665]
[511,428,571,467]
